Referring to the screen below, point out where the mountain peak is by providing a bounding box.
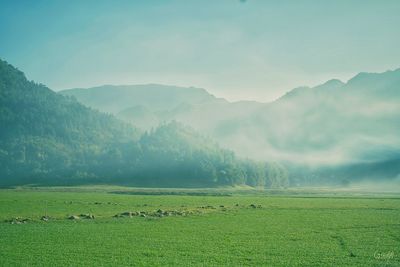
[322,79,344,87]
[313,79,344,91]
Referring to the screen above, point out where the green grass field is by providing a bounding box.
[0,187,399,266]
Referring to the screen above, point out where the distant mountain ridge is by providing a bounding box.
[61,68,400,183]
[61,84,226,114]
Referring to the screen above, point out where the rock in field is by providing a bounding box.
[68,215,80,220]
[80,214,95,219]
[41,216,50,221]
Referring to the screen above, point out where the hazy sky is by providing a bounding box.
[1,0,400,101]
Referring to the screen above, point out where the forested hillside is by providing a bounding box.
[0,59,288,187]
[0,59,139,185]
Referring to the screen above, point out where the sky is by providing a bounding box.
[1,0,400,102]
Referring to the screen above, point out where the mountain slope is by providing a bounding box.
[0,59,287,188]
[0,59,140,185]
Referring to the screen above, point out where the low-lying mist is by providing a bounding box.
[347,177,400,193]
[62,68,400,170]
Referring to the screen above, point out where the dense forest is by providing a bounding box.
[0,59,289,188]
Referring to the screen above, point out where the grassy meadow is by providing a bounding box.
[0,187,399,266]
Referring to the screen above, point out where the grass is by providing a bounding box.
[0,187,399,266]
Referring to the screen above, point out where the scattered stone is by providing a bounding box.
[8,217,29,224]
[79,214,95,219]
[41,216,50,222]
[115,211,142,218]
[121,211,133,217]
[113,208,211,219]
[68,215,80,220]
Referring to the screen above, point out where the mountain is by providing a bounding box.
[0,59,288,188]
[61,68,400,183]
[242,68,400,164]
[60,84,226,114]
[215,68,400,183]
[0,59,138,185]
[61,85,265,137]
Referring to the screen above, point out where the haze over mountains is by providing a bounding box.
[61,68,400,170]
[1,57,399,187]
